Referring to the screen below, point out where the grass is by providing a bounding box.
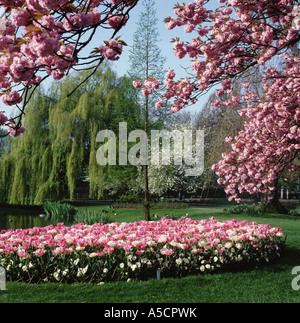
[76,204,225,223]
[1,205,300,303]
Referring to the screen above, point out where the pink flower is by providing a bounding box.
[123,243,132,251]
[2,91,22,106]
[6,126,26,138]
[64,12,93,31]
[165,69,176,79]
[99,39,123,61]
[0,216,284,283]
[17,249,27,258]
[35,249,45,256]
[142,87,153,97]
[0,113,8,126]
[103,246,114,254]
[133,80,143,88]
[11,8,31,26]
[107,15,128,29]
[160,248,174,256]
[155,100,164,109]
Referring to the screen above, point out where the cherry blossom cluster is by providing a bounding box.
[0,112,25,137]
[131,0,299,199]
[0,217,284,283]
[99,38,124,61]
[0,0,138,135]
[133,0,299,115]
[133,68,195,113]
[212,55,300,202]
[178,0,299,96]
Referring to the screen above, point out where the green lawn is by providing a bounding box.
[76,204,226,223]
[1,206,300,303]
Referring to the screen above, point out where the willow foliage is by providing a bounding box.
[0,66,142,205]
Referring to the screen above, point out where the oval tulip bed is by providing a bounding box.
[0,217,285,284]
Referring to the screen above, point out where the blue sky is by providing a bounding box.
[110,0,218,114]
[2,0,219,117]
[112,0,191,77]
[112,0,218,76]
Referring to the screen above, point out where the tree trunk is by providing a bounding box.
[144,8,150,222]
[178,190,182,200]
[144,96,150,221]
[263,187,288,214]
[144,163,150,221]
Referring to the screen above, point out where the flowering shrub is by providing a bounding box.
[0,217,285,284]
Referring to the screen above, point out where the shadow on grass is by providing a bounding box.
[228,246,300,275]
[223,211,300,222]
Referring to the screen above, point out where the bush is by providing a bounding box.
[150,202,187,209]
[75,210,113,225]
[113,201,187,210]
[119,193,142,204]
[289,204,300,216]
[224,203,265,216]
[43,202,112,226]
[43,202,78,226]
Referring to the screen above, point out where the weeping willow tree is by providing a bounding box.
[0,65,142,205]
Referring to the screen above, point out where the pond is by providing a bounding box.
[0,207,43,231]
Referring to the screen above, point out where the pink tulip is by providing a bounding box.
[17,249,27,258]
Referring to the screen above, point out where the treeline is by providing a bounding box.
[0,63,245,205]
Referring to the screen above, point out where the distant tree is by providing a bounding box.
[144,122,204,200]
[102,75,144,199]
[128,0,167,220]
[0,66,142,204]
[128,0,166,120]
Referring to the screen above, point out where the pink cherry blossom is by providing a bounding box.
[2,91,22,106]
[107,14,128,29]
[155,100,164,109]
[165,69,176,79]
[0,0,137,137]
[132,80,143,88]
[6,125,26,138]
[0,113,8,126]
[99,38,123,61]
[212,55,300,201]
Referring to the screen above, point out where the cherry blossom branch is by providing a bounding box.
[0,0,139,137]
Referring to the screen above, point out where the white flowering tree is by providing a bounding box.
[148,161,202,200]
[146,123,204,199]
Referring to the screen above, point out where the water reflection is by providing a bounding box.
[0,208,43,231]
